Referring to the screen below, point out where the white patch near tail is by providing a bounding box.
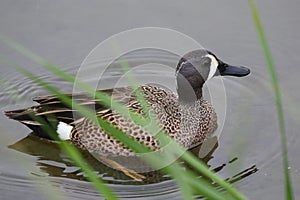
[56,121,72,140]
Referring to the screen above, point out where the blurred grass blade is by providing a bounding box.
[249,1,293,199]
[181,151,247,200]
[16,68,119,200]
[112,44,152,120]
[111,46,246,200]
[31,114,118,200]
[17,67,153,154]
[0,34,248,200]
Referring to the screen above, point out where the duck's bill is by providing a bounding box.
[219,64,250,77]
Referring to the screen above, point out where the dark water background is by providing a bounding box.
[0,1,299,199]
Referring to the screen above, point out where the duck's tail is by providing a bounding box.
[4,106,74,140]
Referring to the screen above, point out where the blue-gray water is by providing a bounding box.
[0,1,299,199]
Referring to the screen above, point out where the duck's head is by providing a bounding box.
[176,49,250,103]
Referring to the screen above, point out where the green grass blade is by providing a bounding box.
[181,151,247,200]
[33,116,118,200]
[167,163,228,200]
[15,69,119,199]
[112,46,247,200]
[248,1,293,199]
[17,67,153,154]
[0,35,249,200]
[112,45,152,120]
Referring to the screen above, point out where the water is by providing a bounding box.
[0,1,299,199]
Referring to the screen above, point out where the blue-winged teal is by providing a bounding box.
[5,49,250,156]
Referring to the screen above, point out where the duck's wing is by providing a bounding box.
[32,87,136,110]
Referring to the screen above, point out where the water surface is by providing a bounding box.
[0,1,299,199]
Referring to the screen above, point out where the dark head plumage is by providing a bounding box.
[176,49,250,103]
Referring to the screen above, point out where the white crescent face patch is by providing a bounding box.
[206,54,219,80]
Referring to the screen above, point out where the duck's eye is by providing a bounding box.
[202,57,211,67]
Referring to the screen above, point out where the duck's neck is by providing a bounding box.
[176,66,205,104]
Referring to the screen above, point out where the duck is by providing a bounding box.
[5,49,250,157]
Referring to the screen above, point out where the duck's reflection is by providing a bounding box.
[8,134,257,185]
